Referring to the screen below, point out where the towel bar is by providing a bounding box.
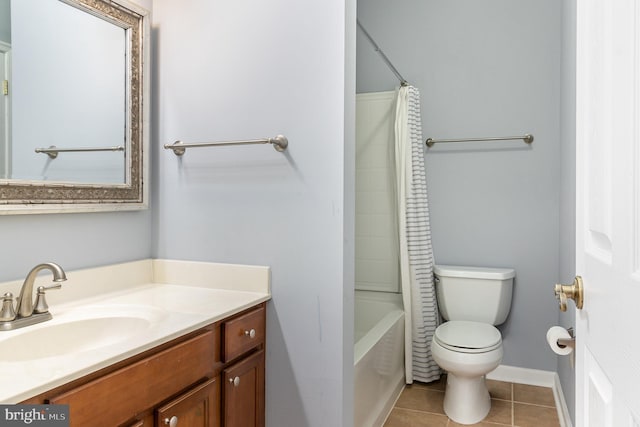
[425,134,534,147]
[164,135,288,156]
[35,145,125,159]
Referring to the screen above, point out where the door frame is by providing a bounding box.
[0,40,11,178]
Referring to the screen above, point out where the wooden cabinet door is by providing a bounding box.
[155,378,220,427]
[222,350,265,427]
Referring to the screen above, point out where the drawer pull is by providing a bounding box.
[229,376,240,387]
[164,416,178,427]
[244,328,256,338]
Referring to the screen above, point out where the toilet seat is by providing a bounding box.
[434,321,502,354]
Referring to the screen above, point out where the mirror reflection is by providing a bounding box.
[0,0,148,212]
[0,0,127,184]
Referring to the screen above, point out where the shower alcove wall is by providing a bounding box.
[354,91,405,427]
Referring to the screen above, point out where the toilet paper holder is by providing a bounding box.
[556,327,575,349]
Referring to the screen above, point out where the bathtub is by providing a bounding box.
[354,290,405,427]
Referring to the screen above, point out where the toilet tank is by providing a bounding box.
[434,265,515,325]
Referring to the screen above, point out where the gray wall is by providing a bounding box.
[357,0,563,371]
[0,212,151,280]
[559,0,576,421]
[151,1,355,426]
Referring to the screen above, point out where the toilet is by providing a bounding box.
[430,265,515,425]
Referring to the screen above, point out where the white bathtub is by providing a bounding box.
[354,290,405,427]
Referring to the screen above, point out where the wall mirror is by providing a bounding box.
[0,0,149,214]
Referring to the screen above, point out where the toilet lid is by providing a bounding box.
[434,321,502,353]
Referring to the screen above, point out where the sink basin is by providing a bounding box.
[0,305,167,361]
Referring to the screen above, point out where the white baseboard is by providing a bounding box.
[486,365,573,427]
[553,372,573,427]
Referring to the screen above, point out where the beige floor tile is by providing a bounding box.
[383,408,448,427]
[415,375,447,392]
[395,386,446,415]
[437,399,512,426]
[513,384,556,407]
[449,421,512,427]
[487,380,512,401]
[513,402,560,427]
[387,380,562,427]
[483,399,512,425]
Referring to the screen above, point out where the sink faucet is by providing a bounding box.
[17,262,67,317]
[0,262,67,331]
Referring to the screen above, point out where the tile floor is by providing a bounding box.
[383,376,561,427]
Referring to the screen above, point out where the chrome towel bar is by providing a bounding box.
[425,134,534,147]
[35,145,125,159]
[164,135,288,156]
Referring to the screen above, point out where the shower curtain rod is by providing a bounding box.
[357,20,408,86]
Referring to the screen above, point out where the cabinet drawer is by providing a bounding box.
[222,306,265,362]
[49,330,215,427]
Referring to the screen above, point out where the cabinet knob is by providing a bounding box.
[244,328,256,338]
[164,416,178,427]
[229,376,240,387]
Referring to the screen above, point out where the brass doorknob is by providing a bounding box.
[554,276,584,311]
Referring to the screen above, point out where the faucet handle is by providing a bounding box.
[33,285,61,314]
[42,282,63,291]
[0,293,16,321]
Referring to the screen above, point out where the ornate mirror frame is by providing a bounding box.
[0,0,149,214]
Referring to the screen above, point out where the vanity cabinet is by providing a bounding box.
[21,303,266,427]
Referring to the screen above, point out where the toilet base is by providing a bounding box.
[443,373,491,425]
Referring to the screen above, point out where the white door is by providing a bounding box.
[575,0,640,425]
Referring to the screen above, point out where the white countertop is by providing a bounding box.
[0,259,271,403]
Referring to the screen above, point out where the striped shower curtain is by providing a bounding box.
[394,85,441,384]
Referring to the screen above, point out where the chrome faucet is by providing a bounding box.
[0,262,67,331]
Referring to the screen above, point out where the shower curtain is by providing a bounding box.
[394,85,441,384]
